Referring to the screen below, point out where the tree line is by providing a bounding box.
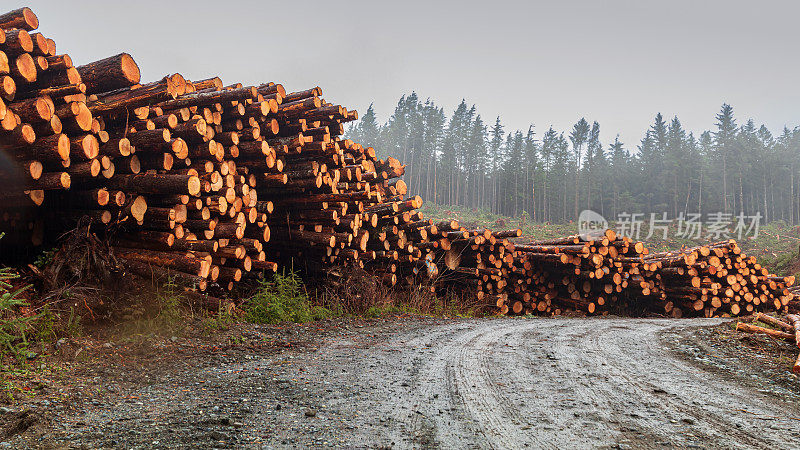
[346,93,800,224]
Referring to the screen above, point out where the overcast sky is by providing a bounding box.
[25,0,800,149]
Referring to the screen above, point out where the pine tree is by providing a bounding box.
[608,135,628,218]
[637,130,655,211]
[540,127,559,220]
[714,104,737,213]
[666,116,687,217]
[489,117,505,214]
[585,121,601,211]
[553,132,571,221]
[359,103,379,150]
[422,101,446,202]
[569,118,590,220]
[523,125,538,219]
[756,124,774,221]
[683,132,699,216]
[467,114,488,208]
[441,101,468,205]
[697,131,713,214]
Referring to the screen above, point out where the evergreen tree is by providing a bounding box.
[608,135,628,218]
[666,116,687,217]
[359,103,379,149]
[569,118,590,220]
[540,127,559,220]
[714,104,737,213]
[345,94,799,225]
[523,125,538,219]
[585,121,601,211]
[489,117,505,214]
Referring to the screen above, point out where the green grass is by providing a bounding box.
[0,262,39,366]
[201,303,238,332]
[243,272,337,324]
[420,203,800,277]
[116,279,186,339]
[364,305,410,318]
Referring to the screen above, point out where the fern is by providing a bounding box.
[0,267,36,363]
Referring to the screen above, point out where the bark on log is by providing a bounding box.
[736,322,794,341]
[105,174,201,196]
[0,8,39,31]
[76,53,140,94]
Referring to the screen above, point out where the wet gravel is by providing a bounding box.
[4,316,800,449]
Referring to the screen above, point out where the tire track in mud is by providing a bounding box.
[310,318,800,449]
[41,317,800,449]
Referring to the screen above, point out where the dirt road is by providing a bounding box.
[20,317,800,448]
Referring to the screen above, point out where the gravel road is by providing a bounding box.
[20,317,800,448]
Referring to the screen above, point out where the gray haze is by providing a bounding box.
[25,0,800,147]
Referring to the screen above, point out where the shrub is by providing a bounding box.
[201,303,237,332]
[118,278,185,337]
[243,272,334,324]
[0,266,36,364]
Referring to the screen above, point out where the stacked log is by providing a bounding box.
[639,241,795,318]
[0,7,446,296]
[507,230,650,315]
[0,6,794,319]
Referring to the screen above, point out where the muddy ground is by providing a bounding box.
[2,316,800,449]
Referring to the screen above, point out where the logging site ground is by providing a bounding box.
[0,211,799,448]
[3,316,800,449]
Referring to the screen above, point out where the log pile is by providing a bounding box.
[641,242,795,318]
[507,230,648,315]
[0,6,794,318]
[497,234,794,318]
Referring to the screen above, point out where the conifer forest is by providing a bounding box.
[347,95,800,223]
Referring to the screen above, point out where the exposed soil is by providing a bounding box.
[2,316,800,449]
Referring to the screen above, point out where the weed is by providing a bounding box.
[202,303,237,332]
[118,278,186,338]
[243,272,334,324]
[0,266,37,365]
[63,306,82,338]
[31,306,57,343]
[364,305,410,318]
[0,380,28,402]
[394,284,478,318]
[33,247,57,270]
[319,264,479,318]
[319,265,391,314]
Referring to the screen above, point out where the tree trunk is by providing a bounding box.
[76,53,140,94]
[722,154,728,213]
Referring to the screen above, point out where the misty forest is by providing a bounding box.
[346,94,800,224]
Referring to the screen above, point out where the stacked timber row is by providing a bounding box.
[0,6,500,297]
[508,230,652,316]
[642,241,795,318]
[501,234,794,318]
[0,6,793,318]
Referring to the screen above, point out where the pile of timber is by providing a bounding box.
[641,241,795,318]
[508,230,649,315]
[499,233,794,318]
[0,6,486,299]
[0,6,794,318]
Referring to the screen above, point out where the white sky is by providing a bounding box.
[24,0,800,149]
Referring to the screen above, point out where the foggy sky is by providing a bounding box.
[24,0,800,149]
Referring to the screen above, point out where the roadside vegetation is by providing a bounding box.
[242,272,335,324]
